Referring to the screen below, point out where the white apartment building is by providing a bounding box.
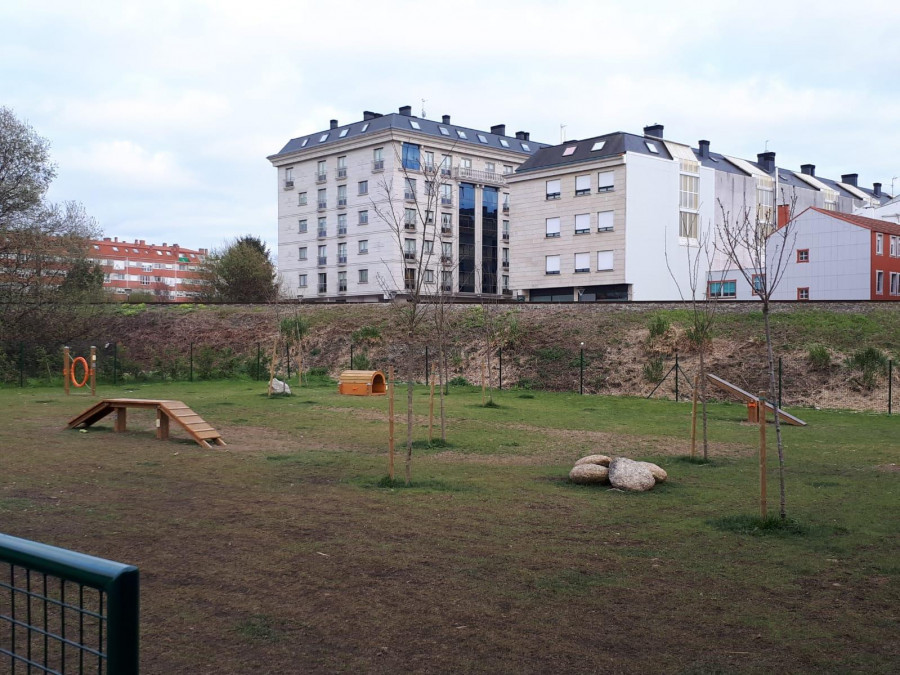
[268,106,546,301]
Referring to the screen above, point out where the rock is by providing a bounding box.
[574,454,611,467]
[608,457,656,492]
[640,462,667,483]
[270,378,292,395]
[569,464,609,485]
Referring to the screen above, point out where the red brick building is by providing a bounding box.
[88,237,209,302]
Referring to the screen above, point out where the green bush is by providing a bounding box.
[448,376,469,387]
[807,344,831,370]
[536,346,567,361]
[847,347,888,389]
[352,325,381,342]
[642,357,665,383]
[648,314,670,339]
[351,353,371,370]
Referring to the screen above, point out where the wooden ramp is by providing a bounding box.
[706,374,807,427]
[68,398,226,448]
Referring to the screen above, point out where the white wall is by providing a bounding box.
[769,210,870,300]
[624,153,714,301]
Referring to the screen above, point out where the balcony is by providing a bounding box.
[318,284,327,294]
[317,201,327,211]
[546,192,561,200]
[338,255,347,265]
[502,232,509,241]
[440,167,451,178]
[502,205,510,214]
[372,159,384,172]
[317,256,327,266]
[453,166,508,187]
[283,180,294,190]
[359,215,368,225]
[338,227,347,236]
[441,256,452,266]
[318,229,327,238]
[424,163,436,173]
[337,198,347,208]
[404,222,416,231]
[316,172,327,183]
[441,284,452,293]
[404,252,416,261]
[338,283,347,292]
[502,261,509,269]
[440,196,453,206]
[404,191,416,201]
[441,226,453,236]
[502,288,512,296]
[337,168,347,179]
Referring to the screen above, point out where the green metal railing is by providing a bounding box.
[1,533,139,674]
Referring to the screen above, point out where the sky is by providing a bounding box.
[2,0,898,256]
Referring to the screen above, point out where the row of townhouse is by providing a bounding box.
[269,107,893,302]
[87,238,209,301]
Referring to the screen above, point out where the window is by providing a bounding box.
[339,128,349,138]
[318,217,327,237]
[477,134,488,143]
[298,246,307,261]
[546,179,561,200]
[575,252,590,273]
[402,143,420,170]
[405,267,416,291]
[359,240,368,254]
[317,160,326,181]
[424,151,435,170]
[423,240,434,255]
[404,238,416,260]
[140,275,150,285]
[373,148,384,171]
[337,156,347,178]
[424,269,434,283]
[404,177,416,200]
[597,250,614,271]
[876,233,883,255]
[891,272,900,296]
[317,188,326,209]
[680,161,700,240]
[502,248,509,266]
[708,280,736,298]
[575,214,590,235]
[441,270,452,290]
[591,141,605,152]
[503,165,513,175]
[752,273,765,296]
[545,255,560,275]
[460,157,472,169]
[298,192,307,206]
[485,161,495,174]
[298,274,307,288]
[442,241,452,259]
[521,143,530,151]
[359,210,368,225]
[358,180,368,195]
[502,274,509,290]
[499,139,510,148]
[300,138,309,147]
[597,171,614,192]
[756,176,774,226]
[891,236,898,257]
[456,130,467,139]
[502,194,510,212]
[441,213,452,233]
[797,287,810,301]
[318,272,327,294]
[876,270,884,295]
[575,175,591,196]
[597,211,614,232]
[438,126,450,136]
[645,141,659,154]
[546,217,561,238]
[317,245,327,265]
[425,180,435,196]
[404,209,416,227]
[359,269,368,284]
[337,184,347,207]
[338,270,347,291]
[797,249,809,263]
[502,219,510,240]
[337,213,347,234]
[441,183,452,205]
[680,213,699,240]
[319,133,329,143]
[440,155,451,175]
[823,188,838,212]
[409,119,421,130]
[562,146,577,156]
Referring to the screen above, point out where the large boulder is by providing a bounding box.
[270,378,292,395]
[569,464,609,485]
[574,454,612,467]
[640,462,667,483]
[608,457,656,492]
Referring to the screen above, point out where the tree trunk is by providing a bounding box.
[438,338,446,443]
[763,307,786,519]
[405,340,414,486]
[699,345,709,460]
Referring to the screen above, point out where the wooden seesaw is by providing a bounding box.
[706,374,807,427]
[67,398,226,448]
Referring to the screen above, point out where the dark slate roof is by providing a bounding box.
[269,113,549,160]
[515,132,674,173]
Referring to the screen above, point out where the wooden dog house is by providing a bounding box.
[338,370,387,396]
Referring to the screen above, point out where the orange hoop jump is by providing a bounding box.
[70,356,89,388]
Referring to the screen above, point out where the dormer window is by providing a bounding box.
[456,130,467,139]
[409,120,421,130]
[562,146,577,156]
[591,141,605,152]
[645,141,659,154]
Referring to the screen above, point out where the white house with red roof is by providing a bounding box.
[768,208,900,301]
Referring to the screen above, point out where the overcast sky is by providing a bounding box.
[2,0,898,255]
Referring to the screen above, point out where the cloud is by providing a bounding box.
[56,140,197,190]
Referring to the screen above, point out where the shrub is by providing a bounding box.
[807,344,831,370]
[648,314,670,339]
[352,325,381,342]
[847,347,888,388]
[536,346,566,361]
[448,376,469,387]
[351,353,371,370]
[642,357,665,383]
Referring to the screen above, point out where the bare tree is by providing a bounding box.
[716,193,798,519]
[429,253,456,444]
[371,149,444,484]
[665,223,720,460]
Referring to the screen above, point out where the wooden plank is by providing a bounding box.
[706,373,807,427]
[167,409,201,418]
[184,424,217,434]
[168,414,205,426]
[192,430,222,440]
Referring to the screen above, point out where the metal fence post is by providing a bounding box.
[287,341,291,379]
[350,343,354,370]
[674,353,679,401]
[425,345,428,384]
[113,342,118,385]
[889,359,893,416]
[778,356,783,409]
[18,341,24,387]
[499,348,502,391]
[189,342,194,382]
[256,342,261,381]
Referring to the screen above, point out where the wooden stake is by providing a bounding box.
[388,365,395,481]
[690,374,699,459]
[267,338,278,397]
[63,346,70,396]
[758,391,768,519]
[428,366,435,444]
[90,346,97,396]
[481,356,486,406]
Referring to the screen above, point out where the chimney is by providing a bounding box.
[162,242,167,247]
[841,173,858,186]
[644,124,664,139]
[515,131,527,140]
[800,164,815,176]
[330,119,338,129]
[757,151,776,173]
[114,237,118,242]
[399,105,412,116]
[363,111,377,121]
[698,140,710,159]
[103,237,111,242]
[140,240,145,245]
[874,183,882,197]
[490,124,506,136]
[442,114,451,124]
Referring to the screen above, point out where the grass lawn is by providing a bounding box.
[1,378,897,673]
